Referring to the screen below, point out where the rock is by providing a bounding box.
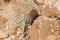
[4,38,11,40]
[0,29,8,38]
[7,25,18,36]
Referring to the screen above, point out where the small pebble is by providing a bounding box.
[28,26,32,29]
[42,5,46,8]
[39,25,42,28]
[47,35,56,40]
[11,35,15,38]
[52,18,56,21]
[40,22,42,24]
[4,38,11,40]
[56,25,59,27]
[49,5,52,8]
[51,29,54,32]
[37,29,40,33]
[50,24,53,27]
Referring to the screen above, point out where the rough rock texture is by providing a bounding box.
[0,0,60,40]
[24,0,60,40]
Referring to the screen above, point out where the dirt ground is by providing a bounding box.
[0,0,60,40]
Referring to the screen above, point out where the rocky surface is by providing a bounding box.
[0,0,60,40]
[24,0,60,40]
